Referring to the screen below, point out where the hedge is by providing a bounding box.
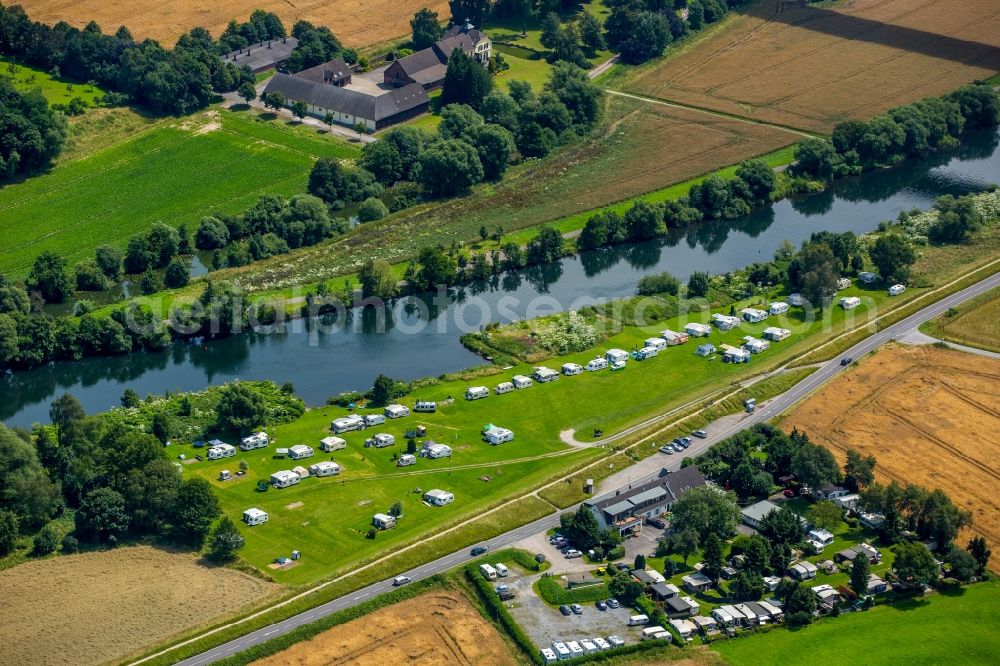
[464,563,544,664]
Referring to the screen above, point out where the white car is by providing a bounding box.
[564,549,583,559]
[392,575,411,586]
[610,360,626,371]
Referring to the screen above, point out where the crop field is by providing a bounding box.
[922,286,1000,353]
[0,108,359,278]
[714,581,1000,666]
[0,545,276,666]
[16,0,450,48]
[782,344,1000,571]
[629,0,1000,133]
[0,56,104,106]
[253,590,517,665]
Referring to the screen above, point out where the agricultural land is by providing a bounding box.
[628,0,1000,133]
[782,343,1000,571]
[713,581,1000,666]
[252,590,518,665]
[15,0,451,49]
[921,286,1000,353]
[0,546,277,666]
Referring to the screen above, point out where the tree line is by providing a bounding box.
[0,77,67,179]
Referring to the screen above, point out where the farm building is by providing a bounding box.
[423,489,454,506]
[384,21,491,89]
[585,466,707,535]
[684,322,712,337]
[840,296,861,310]
[242,508,268,526]
[220,37,299,73]
[483,425,514,445]
[309,461,341,477]
[288,444,315,460]
[421,441,452,458]
[741,500,780,529]
[789,560,818,580]
[681,572,713,594]
[320,436,346,452]
[769,301,789,315]
[561,362,583,375]
[240,432,269,451]
[384,404,410,418]
[660,329,689,345]
[742,336,770,353]
[332,414,365,433]
[696,343,716,357]
[762,326,791,341]
[711,313,741,330]
[740,308,768,323]
[270,470,301,489]
[372,513,397,529]
[533,366,559,383]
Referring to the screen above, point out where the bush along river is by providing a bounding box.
[2,128,999,427]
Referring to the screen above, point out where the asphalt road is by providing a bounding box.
[174,270,1000,666]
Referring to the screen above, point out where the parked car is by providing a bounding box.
[647,517,666,529]
[471,545,489,556]
[659,445,674,455]
[692,430,708,439]
[560,605,572,616]
[596,600,607,611]
[607,598,621,609]
[565,549,583,559]
[392,575,411,586]
[571,604,583,615]
[783,488,795,498]
[679,436,693,447]
[498,589,515,601]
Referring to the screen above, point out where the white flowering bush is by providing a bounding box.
[534,311,598,353]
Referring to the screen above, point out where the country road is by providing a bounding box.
[166,269,1000,666]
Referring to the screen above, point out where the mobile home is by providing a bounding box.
[494,563,509,577]
[207,444,236,460]
[397,453,416,467]
[840,296,861,310]
[320,436,346,452]
[888,283,906,296]
[465,386,489,400]
[512,374,533,389]
[423,488,454,506]
[605,349,629,363]
[641,627,671,641]
[723,347,751,364]
[644,337,668,351]
[421,441,452,458]
[533,367,559,383]
[384,404,410,419]
[769,301,789,315]
[762,327,791,341]
[480,563,498,580]
[372,513,396,529]
[788,293,806,306]
[414,400,437,413]
[628,614,649,626]
[364,433,395,448]
[696,343,716,357]
[494,381,514,394]
[483,425,514,445]
[585,357,608,371]
[562,362,583,376]
[711,313,741,330]
[240,432,269,451]
[551,642,571,661]
[288,444,315,460]
[331,414,365,433]
[742,336,770,354]
[836,277,852,290]
[634,346,658,360]
[364,413,386,426]
[309,461,341,477]
[270,470,301,489]
[291,465,309,478]
[243,508,268,526]
[566,642,585,658]
[684,323,712,337]
[660,329,689,345]
[540,648,558,664]
[740,308,769,323]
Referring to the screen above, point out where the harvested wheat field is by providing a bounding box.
[0,546,277,666]
[16,0,450,48]
[630,0,1000,133]
[783,344,1000,571]
[254,591,517,665]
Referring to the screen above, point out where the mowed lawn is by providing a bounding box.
[713,582,1000,666]
[0,109,359,277]
[0,55,105,106]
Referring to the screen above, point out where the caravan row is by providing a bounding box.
[270,461,342,488]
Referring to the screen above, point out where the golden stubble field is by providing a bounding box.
[253,590,517,665]
[16,0,451,48]
[630,0,1000,133]
[0,546,277,666]
[783,344,1000,571]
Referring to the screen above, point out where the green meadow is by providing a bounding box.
[0,109,360,277]
[1,56,105,106]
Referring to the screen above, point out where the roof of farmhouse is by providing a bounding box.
[263,73,428,121]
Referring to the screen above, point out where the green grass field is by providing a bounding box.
[1,56,105,106]
[920,285,1000,353]
[0,108,360,277]
[713,582,1000,666]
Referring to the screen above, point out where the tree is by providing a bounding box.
[171,477,220,546]
[701,533,724,580]
[388,500,404,517]
[215,382,267,434]
[785,583,817,626]
[791,242,839,308]
[844,448,876,491]
[0,509,18,556]
[0,423,63,527]
[164,258,190,288]
[946,545,977,583]
[741,535,771,574]
[791,441,841,490]
[371,374,395,405]
[794,138,840,180]
[208,516,245,562]
[440,49,492,110]
[735,159,777,205]
[526,226,564,264]
[869,233,916,283]
[76,487,128,544]
[929,194,983,244]
[291,100,308,121]
[358,197,389,222]
[967,536,991,577]
[759,506,803,549]
[624,200,665,240]
[0,273,30,315]
[669,486,741,543]
[560,505,603,551]
[416,139,483,197]
[0,80,67,179]
[237,81,256,104]
[414,246,458,289]
[807,500,843,531]
[608,570,645,604]
[381,126,427,180]
[733,571,765,601]
[633,553,647,571]
[360,140,404,185]
[687,271,711,298]
[474,124,516,180]
[850,552,871,596]
[439,103,484,141]
[358,259,399,299]
[32,523,59,556]
[411,8,444,49]
[262,92,284,111]
[196,216,230,250]
[893,542,939,586]
[27,251,73,303]
[139,269,161,295]
[579,13,605,51]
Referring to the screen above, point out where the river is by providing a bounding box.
[3,128,999,427]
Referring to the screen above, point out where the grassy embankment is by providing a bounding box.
[919,285,1000,353]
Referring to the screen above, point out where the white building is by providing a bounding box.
[741,499,780,529]
[243,508,268,526]
[270,470,301,489]
[309,461,341,477]
[384,404,410,419]
[288,444,315,460]
[423,488,454,506]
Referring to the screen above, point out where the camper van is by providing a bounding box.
[533,367,559,383]
[512,375,533,389]
[740,308,769,323]
[605,349,629,363]
[270,470,301,489]
[397,453,417,467]
[494,381,514,394]
[586,357,608,371]
[414,400,437,413]
[562,362,583,376]
[494,563,509,577]
[309,461,341,477]
[331,415,365,433]
[365,434,395,448]
[634,346,658,360]
[384,404,410,419]
[372,513,396,530]
[644,337,667,352]
[768,301,789,315]
[465,386,489,400]
[320,436,346,453]
[628,614,649,626]
[288,444,315,460]
[364,413,386,427]
[839,296,861,310]
[483,426,514,445]
[763,327,791,341]
[207,444,236,460]
[684,323,712,337]
[243,508,268,526]
[480,563,498,580]
[888,284,906,296]
[240,432,269,451]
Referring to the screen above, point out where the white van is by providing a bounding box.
[494,381,514,394]
[586,357,608,371]
[480,563,497,580]
[364,413,386,426]
[494,563,509,577]
[465,386,489,400]
[512,375,533,389]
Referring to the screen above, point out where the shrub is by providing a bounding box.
[357,197,389,222]
[32,524,59,556]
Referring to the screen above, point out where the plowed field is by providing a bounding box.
[783,344,1000,571]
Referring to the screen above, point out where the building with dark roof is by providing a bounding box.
[221,37,299,74]
[384,20,491,90]
[294,58,353,87]
[583,466,707,536]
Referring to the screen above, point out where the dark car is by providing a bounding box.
[471,545,489,556]
[596,600,607,611]
[692,430,708,439]
[679,437,693,447]
[783,488,795,498]
[840,357,853,366]
[647,517,666,529]
[560,605,572,616]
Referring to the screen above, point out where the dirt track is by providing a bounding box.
[253,590,516,665]
[783,344,1000,571]
[16,0,450,48]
